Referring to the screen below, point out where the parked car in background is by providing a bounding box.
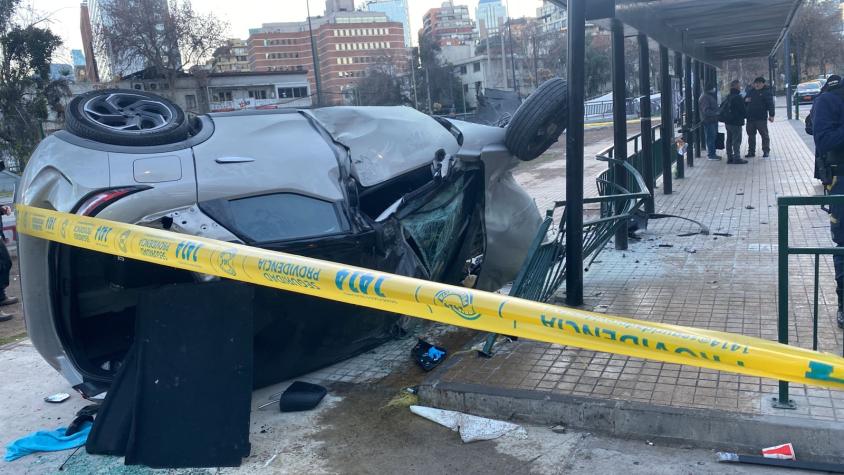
[16,80,568,395]
[794,81,823,104]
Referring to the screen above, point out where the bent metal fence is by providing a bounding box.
[775,195,844,409]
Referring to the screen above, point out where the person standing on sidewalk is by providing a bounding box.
[810,75,844,327]
[720,80,747,164]
[744,77,775,158]
[0,204,17,322]
[699,82,721,160]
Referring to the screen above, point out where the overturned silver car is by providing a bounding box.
[17,80,567,392]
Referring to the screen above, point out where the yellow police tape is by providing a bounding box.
[15,204,844,390]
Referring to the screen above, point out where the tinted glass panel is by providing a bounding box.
[227,194,346,242]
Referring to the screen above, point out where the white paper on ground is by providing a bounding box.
[410,405,526,443]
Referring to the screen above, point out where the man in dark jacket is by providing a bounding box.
[722,80,747,164]
[699,82,721,160]
[0,204,15,322]
[744,76,775,157]
[811,75,844,327]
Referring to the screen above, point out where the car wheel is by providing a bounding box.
[505,78,568,161]
[65,89,190,146]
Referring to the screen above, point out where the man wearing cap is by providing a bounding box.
[744,77,776,158]
[811,74,844,328]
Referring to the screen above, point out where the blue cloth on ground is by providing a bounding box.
[4,421,92,462]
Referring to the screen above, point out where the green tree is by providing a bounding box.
[415,34,464,114]
[0,0,70,170]
[353,55,403,106]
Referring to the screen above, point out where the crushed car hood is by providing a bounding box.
[308,107,461,187]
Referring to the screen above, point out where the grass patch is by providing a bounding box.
[0,332,27,347]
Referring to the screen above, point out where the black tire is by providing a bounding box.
[505,78,568,161]
[65,89,190,146]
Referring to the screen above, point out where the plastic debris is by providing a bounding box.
[762,443,795,460]
[410,405,526,443]
[412,339,447,371]
[44,393,70,404]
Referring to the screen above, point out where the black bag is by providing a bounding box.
[716,132,725,150]
[717,97,732,123]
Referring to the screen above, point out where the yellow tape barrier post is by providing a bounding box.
[15,204,844,390]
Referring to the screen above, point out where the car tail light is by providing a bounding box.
[74,186,149,216]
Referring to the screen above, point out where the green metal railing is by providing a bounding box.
[775,195,844,409]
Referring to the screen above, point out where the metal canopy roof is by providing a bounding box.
[553,0,803,65]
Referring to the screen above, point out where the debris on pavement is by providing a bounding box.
[712,232,733,237]
[683,248,697,254]
[260,381,328,412]
[745,205,755,210]
[550,425,567,434]
[412,339,447,371]
[409,405,526,443]
[658,244,673,248]
[4,422,92,462]
[717,452,844,473]
[593,304,609,313]
[44,393,70,404]
[646,440,654,446]
[762,443,795,460]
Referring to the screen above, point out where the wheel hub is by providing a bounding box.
[82,93,173,132]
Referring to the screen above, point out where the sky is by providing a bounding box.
[35,0,544,64]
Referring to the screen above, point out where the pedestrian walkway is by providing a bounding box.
[420,117,844,457]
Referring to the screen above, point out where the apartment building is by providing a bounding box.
[212,39,251,73]
[248,9,408,104]
[421,1,475,46]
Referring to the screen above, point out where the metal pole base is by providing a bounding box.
[771,396,797,410]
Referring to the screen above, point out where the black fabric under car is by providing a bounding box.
[86,281,254,468]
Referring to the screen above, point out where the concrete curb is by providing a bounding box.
[418,379,844,463]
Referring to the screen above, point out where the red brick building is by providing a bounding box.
[421,1,475,47]
[248,10,408,104]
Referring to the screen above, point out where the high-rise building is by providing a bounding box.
[363,0,411,47]
[79,1,99,82]
[248,10,409,104]
[475,0,506,39]
[86,0,181,79]
[537,0,566,33]
[211,39,250,72]
[421,1,475,46]
[325,0,355,14]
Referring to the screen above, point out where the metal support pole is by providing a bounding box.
[774,203,796,409]
[565,0,586,306]
[674,52,685,178]
[784,34,793,120]
[683,55,693,168]
[659,45,673,195]
[769,56,776,97]
[794,47,800,121]
[306,0,323,106]
[611,19,628,250]
[693,60,702,158]
[638,33,655,214]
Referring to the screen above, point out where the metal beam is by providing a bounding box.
[674,51,685,179]
[684,55,694,168]
[611,18,628,251]
[693,60,702,158]
[565,0,586,306]
[660,45,673,195]
[784,33,792,120]
[639,33,655,214]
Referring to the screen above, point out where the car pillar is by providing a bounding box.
[565,0,587,306]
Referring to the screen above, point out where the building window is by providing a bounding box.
[460,65,467,74]
[278,86,308,99]
[185,94,197,110]
[473,62,481,72]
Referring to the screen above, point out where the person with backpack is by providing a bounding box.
[744,76,776,158]
[810,75,844,328]
[719,80,747,164]
[699,82,721,160]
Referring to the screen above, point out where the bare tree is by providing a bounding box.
[789,0,843,80]
[94,0,228,90]
[353,54,403,106]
